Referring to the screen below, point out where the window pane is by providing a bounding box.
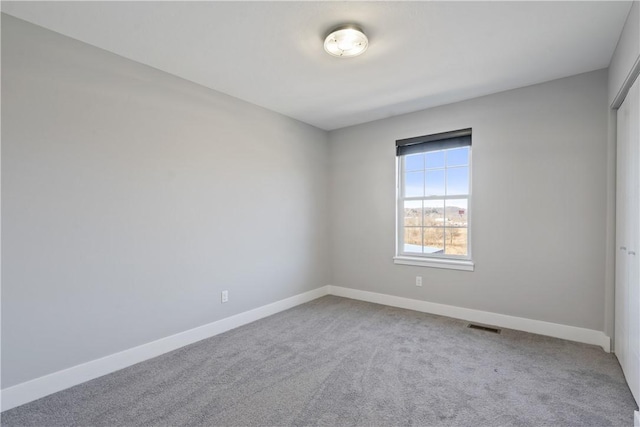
[398,141,471,261]
[404,227,423,253]
[425,170,445,196]
[404,200,422,227]
[444,228,468,256]
[426,150,445,169]
[446,147,469,167]
[404,171,424,197]
[423,199,444,226]
[445,199,468,226]
[405,154,424,171]
[423,228,444,254]
[446,167,469,195]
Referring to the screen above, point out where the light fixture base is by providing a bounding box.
[323,24,368,58]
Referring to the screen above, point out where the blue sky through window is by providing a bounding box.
[426,151,445,168]
[404,147,469,200]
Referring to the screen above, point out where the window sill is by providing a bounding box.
[393,256,474,271]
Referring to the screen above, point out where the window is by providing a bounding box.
[394,128,473,271]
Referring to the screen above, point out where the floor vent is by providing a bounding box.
[467,323,501,334]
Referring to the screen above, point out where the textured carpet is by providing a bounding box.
[1,295,637,426]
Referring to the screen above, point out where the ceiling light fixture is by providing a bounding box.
[323,24,368,58]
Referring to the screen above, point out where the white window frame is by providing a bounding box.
[394,141,474,271]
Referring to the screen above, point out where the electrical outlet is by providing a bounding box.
[221,290,229,303]
[416,276,423,287]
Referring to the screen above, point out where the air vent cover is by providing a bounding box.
[467,323,501,334]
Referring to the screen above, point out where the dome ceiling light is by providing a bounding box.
[323,24,369,58]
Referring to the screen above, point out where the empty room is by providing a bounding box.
[2,1,640,426]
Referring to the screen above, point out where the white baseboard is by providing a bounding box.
[2,284,612,412]
[0,285,330,412]
[635,410,639,427]
[328,285,611,352]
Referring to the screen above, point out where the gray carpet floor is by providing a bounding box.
[1,295,637,426]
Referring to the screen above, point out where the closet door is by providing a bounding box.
[627,76,639,404]
[616,88,629,376]
[616,75,640,405]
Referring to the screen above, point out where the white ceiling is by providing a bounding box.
[1,1,632,130]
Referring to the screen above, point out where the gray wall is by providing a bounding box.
[1,15,329,388]
[329,70,609,331]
